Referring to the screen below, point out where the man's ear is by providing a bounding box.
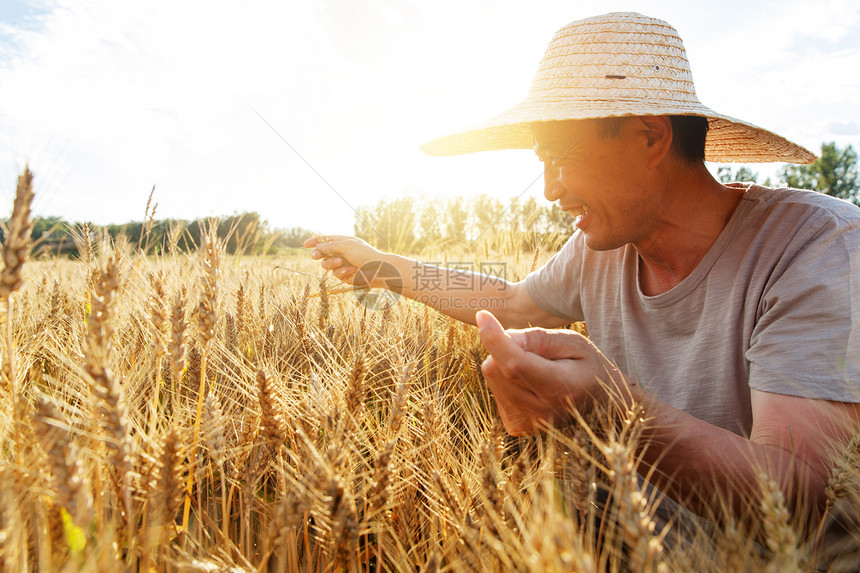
[637,116,673,168]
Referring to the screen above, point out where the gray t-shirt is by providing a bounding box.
[525,185,860,435]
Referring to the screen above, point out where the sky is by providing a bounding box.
[0,0,858,235]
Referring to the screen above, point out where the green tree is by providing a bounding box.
[544,203,576,235]
[780,142,859,204]
[218,212,265,254]
[470,193,506,239]
[29,216,65,241]
[717,166,759,184]
[353,195,417,252]
[446,197,469,242]
[281,227,314,248]
[505,197,545,248]
[419,200,441,248]
[517,197,545,233]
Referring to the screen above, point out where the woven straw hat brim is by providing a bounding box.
[420,108,817,164]
[421,12,815,164]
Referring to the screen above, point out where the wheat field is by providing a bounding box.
[2,169,860,572]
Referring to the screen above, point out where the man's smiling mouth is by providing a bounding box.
[560,203,589,219]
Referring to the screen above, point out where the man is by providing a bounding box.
[306,11,860,546]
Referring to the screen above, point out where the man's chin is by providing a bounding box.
[581,232,620,252]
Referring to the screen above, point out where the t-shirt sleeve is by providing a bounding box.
[747,212,860,402]
[523,233,586,323]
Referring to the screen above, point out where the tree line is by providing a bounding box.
[16,212,312,259]
[354,193,578,253]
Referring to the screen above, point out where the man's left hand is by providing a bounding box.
[476,310,627,435]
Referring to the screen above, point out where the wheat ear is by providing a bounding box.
[1,166,34,432]
[33,396,93,531]
[343,351,367,428]
[0,166,35,301]
[318,273,330,332]
[603,441,664,573]
[202,390,230,551]
[257,368,287,446]
[757,473,803,573]
[168,286,188,418]
[235,280,248,349]
[155,428,184,557]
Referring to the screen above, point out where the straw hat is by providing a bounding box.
[421,12,815,164]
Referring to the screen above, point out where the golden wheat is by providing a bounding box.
[1,168,860,571]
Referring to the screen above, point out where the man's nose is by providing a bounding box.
[543,167,563,202]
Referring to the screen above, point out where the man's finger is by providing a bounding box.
[478,310,585,364]
[508,328,589,361]
[482,355,551,435]
[481,354,500,379]
[304,234,353,249]
[334,265,357,281]
[314,239,357,256]
[320,257,344,270]
[476,311,515,355]
[476,310,536,380]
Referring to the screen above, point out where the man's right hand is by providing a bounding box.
[304,235,384,286]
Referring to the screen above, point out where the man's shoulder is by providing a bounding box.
[740,184,860,223]
[728,185,860,269]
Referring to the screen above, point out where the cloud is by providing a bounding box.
[827,121,860,136]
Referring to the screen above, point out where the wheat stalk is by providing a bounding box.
[147,271,169,434]
[181,222,222,537]
[235,282,247,349]
[1,166,35,435]
[84,251,136,565]
[33,396,93,531]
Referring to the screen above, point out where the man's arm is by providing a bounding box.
[631,388,859,522]
[304,235,567,328]
[475,310,860,525]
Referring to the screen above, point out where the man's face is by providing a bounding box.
[532,118,663,251]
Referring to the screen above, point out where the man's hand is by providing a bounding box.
[476,310,628,435]
[304,235,383,286]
